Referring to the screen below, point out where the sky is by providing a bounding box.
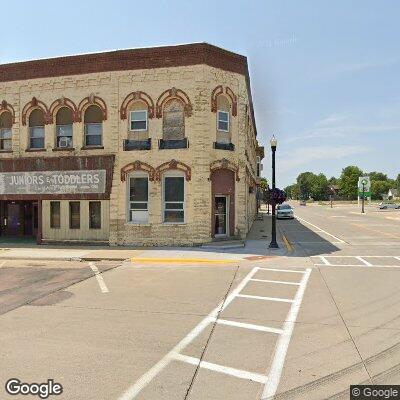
[1,1,399,187]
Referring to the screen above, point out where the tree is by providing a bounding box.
[371,180,392,200]
[396,174,400,191]
[368,171,388,182]
[296,172,329,200]
[284,183,299,199]
[259,177,268,192]
[339,166,363,199]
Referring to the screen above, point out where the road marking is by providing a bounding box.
[259,267,305,274]
[250,278,300,286]
[319,256,331,265]
[172,353,268,383]
[130,257,237,264]
[355,256,373,266]
[314,264,400,269]
[236,294,294,303]
[118,267,259,400]
[215,319,283,334]
[0,260,6,268]
[262,268,312,400]
[89,262,109,293]
[295,216,346,244]
[281,234,294,252]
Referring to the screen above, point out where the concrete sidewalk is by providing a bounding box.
[0,211,289,262]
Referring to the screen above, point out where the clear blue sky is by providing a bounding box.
[1,1,399,187]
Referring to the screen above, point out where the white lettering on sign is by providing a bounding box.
[0,170,106,195]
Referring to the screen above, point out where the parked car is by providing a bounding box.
[277,203,294,219]
[299,200,307,206]
[378,202,400,210]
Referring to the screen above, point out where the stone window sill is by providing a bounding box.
[25,148,47,152]
[0,150,13,153]
[52,147,75,152]
[81,146,104,150]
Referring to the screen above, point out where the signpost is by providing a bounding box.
[358,176,371,212]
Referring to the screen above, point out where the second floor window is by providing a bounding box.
[56,107,73,148]
[163,99,185,140]
[217,110,229,132]
[29,109,45,149]
[84,105,103,147]
[0,111,12,151]
[130,110,147,131]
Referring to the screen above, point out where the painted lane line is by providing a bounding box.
[118,267,260,400]
[319,256,331,266]
[89,262,109,293]
[0,260,6,268]
[295,216,346,244]
[262,268,312,400]
[172,353,268,384]
[314,264,400,269]
[355,256,373,267]
[236,294,294,303]
[216,319,284,334]
[394,257,400,262]
[250,278,300,286]
[316,255,400,258]
[259,267,305,274]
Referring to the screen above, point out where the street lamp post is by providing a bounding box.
[361,182,365,214]
[269,135,279,249]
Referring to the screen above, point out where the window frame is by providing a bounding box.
[89,201,102,230]
[69,201,81,229]
[29,126,45,149]
[50,201,61,229]
[84,122,103,147]
[56,124,73,148]
[162,171,185,224]
[129,110,148,132]
[127,172,149,224]
[0,128,12,150]
[217,110,230,132]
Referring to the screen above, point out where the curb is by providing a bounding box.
[130,257,238,264]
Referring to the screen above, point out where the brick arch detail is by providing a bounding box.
[120,161,156,182]
[211,86,237,116]
[120,91,155,119]
[49,97,79,122]
[210,158,240,181]
[225,87,237,116]
[21,97,52,126]
[77,94,107,122]
[210,85,223,112]
[0,100,15,125]
[155,159,191,181]
[156,87,192,118]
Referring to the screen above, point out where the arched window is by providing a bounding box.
[162,99,185,140]
[29,109,45,149]
[84,105,103,147]
[0,111,12,150]
[129,100,148,141]
[216,95,230,144]
[56,107,73,148]
[127,171,149,224]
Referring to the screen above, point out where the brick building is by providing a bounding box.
[0,43,264,246]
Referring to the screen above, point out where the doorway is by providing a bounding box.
[214,195,229,237]
[0,201,38,239]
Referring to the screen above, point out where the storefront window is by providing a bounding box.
[89,201,101,229]
[163,175,184,223]
[69,201,80,229]
[128,176,148,223]
[50,201,61,229]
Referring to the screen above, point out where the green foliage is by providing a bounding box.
[371,180,392,200]
[284,183,299,199]
[396,174,400,191]
[339,165,363,199]
[259,177,268,192]
[368,171,388,181]
[296,172,329,200]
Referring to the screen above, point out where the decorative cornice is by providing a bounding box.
[155,159,191,181]
[210,158,240,181]
[120,160,156,182]
[120,91,155,119]
[156,87,192,118]
[21,97,52,126]
[77,94,107,122]
[49,97,79,122]
[0,100,15,125]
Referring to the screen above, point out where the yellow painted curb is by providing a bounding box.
[281,234,294,252]
[130,257,237,264]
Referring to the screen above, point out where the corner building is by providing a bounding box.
[0,43,264,246]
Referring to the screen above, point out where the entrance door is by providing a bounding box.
[6,203,21,236]
[214,196,229,237]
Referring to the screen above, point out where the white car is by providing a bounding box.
[277,204,294,219]
[378,202,400,210]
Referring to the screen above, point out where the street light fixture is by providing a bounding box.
[269,135,279,249]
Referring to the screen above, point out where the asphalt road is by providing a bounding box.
[0,203,399,400]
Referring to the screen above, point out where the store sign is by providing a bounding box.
[0,170,106,195]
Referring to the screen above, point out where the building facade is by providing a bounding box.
[0,43,263,246]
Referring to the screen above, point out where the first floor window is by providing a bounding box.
[29,126,45,149]
[128,176,149,223]
[69,201,80,229]
[50,201,61,229]
[163,175,184,223]
[0,128,11,150]
[84,123,102,146]
[130,110,148,131]
[89,201,101,229]
[217,110,229,132]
